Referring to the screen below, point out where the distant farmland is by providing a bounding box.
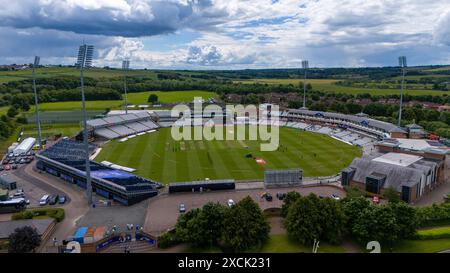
[30,90,217,112]
[234,78,448,96]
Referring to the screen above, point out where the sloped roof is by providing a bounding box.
[0,219,54,239]
[348,157,424,190]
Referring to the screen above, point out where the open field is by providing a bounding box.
[234,78,339,85]
[0,67,159,83]
[95,126,360,183]
[21,123,81,139]
[31,90,217,111]
[0,123,80,157]
[235,78,448,96]
[26,110,105,124]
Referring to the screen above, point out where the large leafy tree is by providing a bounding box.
[8,226,41,253]
[284,194,323,245]
[284,194,346,245]
[281,191,302,217]
[148,94,158,103]
[341,196,372,232]
[352,205,399,246]
[186,202,226,247]
[222,197,270,252]
[388,202,418,239]
[174,208,201,243]
[382,187,402,203]
[318,197,346,244]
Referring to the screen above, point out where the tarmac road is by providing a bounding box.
[18,162,89,252]
[144,185,345,236]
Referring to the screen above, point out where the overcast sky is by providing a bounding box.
[1,0,450,69]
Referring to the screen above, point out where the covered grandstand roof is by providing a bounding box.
[377,138,449,154]
[39,139,162,192]
[287,109,406,134]
[87,112,152,129]
[87,112,159,140]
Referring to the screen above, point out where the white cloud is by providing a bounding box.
[1,0,450,68]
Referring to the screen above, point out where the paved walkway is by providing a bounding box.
[0,213,12,222]
[413,181,450,207]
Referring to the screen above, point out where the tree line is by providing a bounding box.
[158,197,270,252]
[282,191,450,251]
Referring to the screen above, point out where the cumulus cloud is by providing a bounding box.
[433,10,450,46]
[1,0,450,68]
[0,0,229,37]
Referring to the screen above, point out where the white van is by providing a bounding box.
[39,194,50,206]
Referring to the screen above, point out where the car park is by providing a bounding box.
[58,195,67,204]
[227,199,235,207]
[178,203,186,213]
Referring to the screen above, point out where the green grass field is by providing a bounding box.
[184,234,347,253]
[392,238,450,253]
[260,234,346,253]
[234,78,339,85]
[0,67,159,83]
[95,126,360,183]
[0,123,80,157]
[234,78,448,96]
[33,90,217,111]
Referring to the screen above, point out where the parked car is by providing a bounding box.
[178,203,186,213]
[227,199,235,207]
[13,192,25,198]
[48,195,59,205]
[331,194,341,200]
[4,165,11,171]
[39,194,50,206]
[2,159,9,165]
[25,199,30,205]
[265,193,273,202]
[11,165,18,170]
[58,195,67,204]
[276,193,287,200]
[0,166,4,171]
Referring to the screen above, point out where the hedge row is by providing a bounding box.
[12,208,65,222]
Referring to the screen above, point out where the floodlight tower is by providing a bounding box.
[398,56,407,127]
[301,60,309,109]
[32,56,43,149]
[77,44,94,205]
[122,59,130,114]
